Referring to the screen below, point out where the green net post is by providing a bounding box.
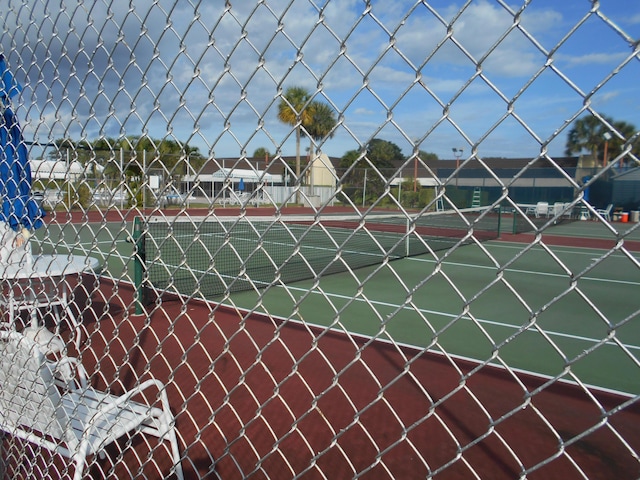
[133,217,146,314]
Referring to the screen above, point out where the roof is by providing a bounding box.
[433,156,579,169]
[30,159,85,175]
[190,155,581,183]
[612,166,640,181]
[184,167,282,183]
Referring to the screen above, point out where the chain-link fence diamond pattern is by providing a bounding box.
[0,1,639,479]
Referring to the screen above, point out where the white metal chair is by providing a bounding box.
[0,277,75,352]
[0,331,184,480]
[0,254,99,354]
[552,202,565,217]
[562,203,574,218]
[535,202,549,218]
[596,203,613,221]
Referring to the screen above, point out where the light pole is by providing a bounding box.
[412,139,419,192]
[603,131,612,167]
[413,155,418,192]
[452,147,463,187]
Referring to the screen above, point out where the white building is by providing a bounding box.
[182,167,282,197]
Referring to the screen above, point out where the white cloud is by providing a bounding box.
[559,52,628,67]
[354,107,376,116]
[593,90,620,106]
[3,0,637,160]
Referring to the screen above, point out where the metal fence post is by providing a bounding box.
[133,216,146,314]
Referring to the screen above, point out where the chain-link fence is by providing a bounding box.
[1,1,639,479]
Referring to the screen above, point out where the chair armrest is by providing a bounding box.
[77,379,173,443]
[89,379,169,418]
[47,356,89,390]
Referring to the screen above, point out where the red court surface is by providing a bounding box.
[57,278,639,480]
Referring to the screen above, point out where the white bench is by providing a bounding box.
[0,331,183,480]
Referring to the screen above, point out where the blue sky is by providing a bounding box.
[2,0,639,162]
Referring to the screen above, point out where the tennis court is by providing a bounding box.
[227,233,640,394]
[28,208,640,479]
[37,210,640,395]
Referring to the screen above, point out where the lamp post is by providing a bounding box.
[412,139,419,192]
[452,147,463,187]
[603,131,612,167]
[413,154,418,192]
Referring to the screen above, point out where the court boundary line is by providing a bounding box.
[125,278,638,399]
[206,290,638,399]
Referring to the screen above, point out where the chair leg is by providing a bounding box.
[0,432,5,480]
[59,290,82,353]
[72,452,88,480]
[65,306,82,353]
[168,428,184,480]
[157,391,184,480]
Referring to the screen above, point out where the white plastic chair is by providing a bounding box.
[596,203,613,221]
[550,202,574,219]
[0,331,184,480]
[535,202,549,218]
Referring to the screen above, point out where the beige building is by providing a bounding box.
[307,152,337,188]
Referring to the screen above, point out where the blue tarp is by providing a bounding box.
[0,55,45,231]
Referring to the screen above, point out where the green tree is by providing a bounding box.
[49,136,204,195]
[278,86,313,203]
[565,113,638,166]
[51,136,203,177]
[566,115,608,160]
[306,101,337,163]
[339,138,405,204]
[418,150,438,163]
[608,120,639,168]
[130,136,203,176]
[253,147,271,161]
[338,149,363,188]
[366,138,404,169]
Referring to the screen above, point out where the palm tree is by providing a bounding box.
[306,101,337,159]
[610,120,639,169]
[305,101,337,190]
[565,114,607,160]
[278,86,313,203]
[566,113,639,168]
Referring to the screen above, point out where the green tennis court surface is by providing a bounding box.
[142,208,500,296]
[36,215,640,395]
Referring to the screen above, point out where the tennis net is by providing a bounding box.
[138,207,500,299]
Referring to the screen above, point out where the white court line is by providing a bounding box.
[408,256,640,286]
[281,248,640,353]
[449,241,640,286]
[492,240,637,256]
[66,232,637,353]
[284,283,640,352]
